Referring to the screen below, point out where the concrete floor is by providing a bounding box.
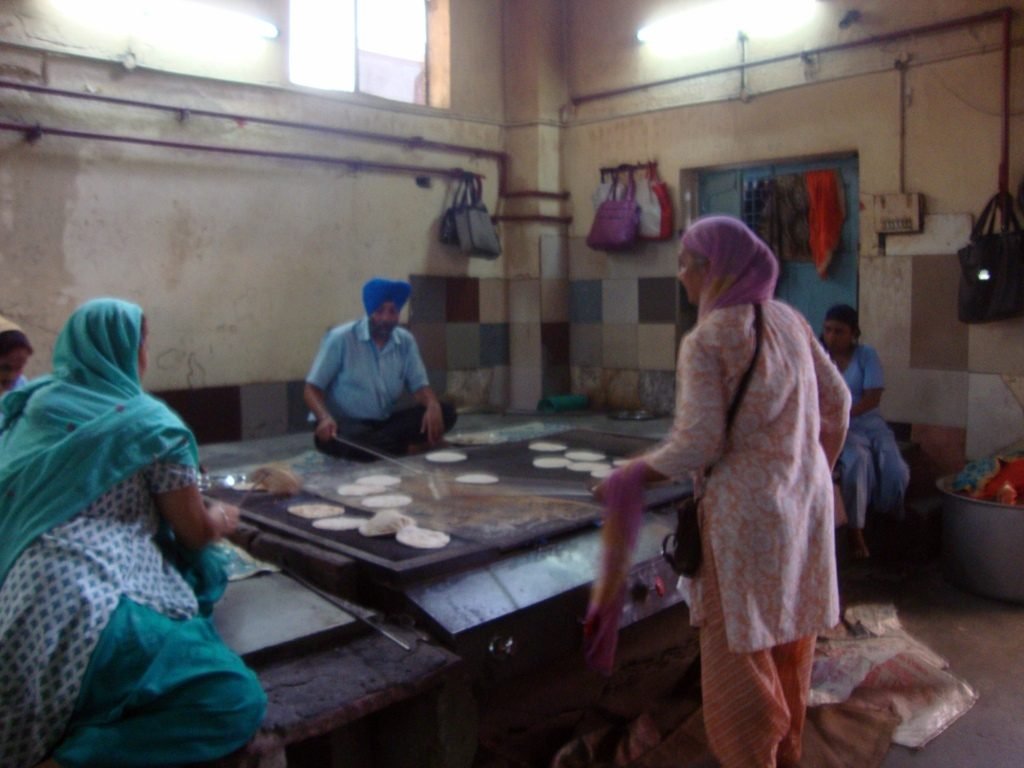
[200,411,1024,768]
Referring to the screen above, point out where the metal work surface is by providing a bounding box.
[212,572,363,664]
[212,428,689,584]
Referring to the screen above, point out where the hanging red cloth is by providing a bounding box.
[804,169,845,279]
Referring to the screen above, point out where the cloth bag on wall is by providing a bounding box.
[587,173,640,251]
[958,192,1024,323]
[636,163,674,241]
[453,175,501,258]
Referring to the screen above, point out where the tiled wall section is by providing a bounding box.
[409,274,513,409]
[568,273,688,414]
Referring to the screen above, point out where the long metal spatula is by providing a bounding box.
[282,565,412,651]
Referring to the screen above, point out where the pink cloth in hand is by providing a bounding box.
[583,460,648,675]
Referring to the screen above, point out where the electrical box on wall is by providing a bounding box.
[873,193,924,234]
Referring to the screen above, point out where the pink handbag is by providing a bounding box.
[586,173,640,251]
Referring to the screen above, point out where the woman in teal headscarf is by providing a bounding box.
[0,298,265,768]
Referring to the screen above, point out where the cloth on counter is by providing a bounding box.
[583,460,648,675]
[805,169,846,278]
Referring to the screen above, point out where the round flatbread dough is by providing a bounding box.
[359,509,414,537]
[590,466,614,479]
[567,461,611,473]
[612,458,631,467]
[455,473,500,485]
[529,441,568,452]
[565,450,606,462]
[288,503,346,519]
[396,525,451,549]
[533,456,571,469]
[362,493,414,508]
[336,483,385,497]
[312,516,364,531]
[356,474,402,487]
[425,450,468,463]
[231,480,256,491]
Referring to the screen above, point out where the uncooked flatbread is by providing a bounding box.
[288,503,346,519]
[396,525,451,549]
[529,441,568,452]
[359,509,414,537]
[312,516,364,531]
[590,467,614,479]
[336,483,386,497]
[362,493,414,508]
[425,450,468,463]
[356,474,402,487]
[567,461,611,473]
[455,473,500,485]
[232,480,256,491]
[565,450,606,462]
[612,458,631,467]
[533,456,571,469]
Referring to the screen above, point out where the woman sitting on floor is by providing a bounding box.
[0,298,265,768]
[821,303,910,559]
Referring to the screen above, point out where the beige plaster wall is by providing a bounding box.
[561,0,1024,458]
[0,1,506,391]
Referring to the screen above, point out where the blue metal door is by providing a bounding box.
[698,155,858,332]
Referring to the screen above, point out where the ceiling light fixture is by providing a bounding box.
[638,0,818,54]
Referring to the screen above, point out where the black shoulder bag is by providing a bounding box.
[958,192,1024,323]
[662,303,764,577]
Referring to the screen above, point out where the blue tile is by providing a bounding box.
[480,323,510,366]
[569,279,602,323]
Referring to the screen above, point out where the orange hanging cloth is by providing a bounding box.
[804,169,845,279]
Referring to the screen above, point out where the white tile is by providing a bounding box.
[569,236,607,280]
[509,279,541,324]
[510,321,541,370]
[540,234,568,278]
[510,367,543,411]
[859,254,912,368]
[882,367,968,427]
[885,214,973,256]
[966,373,1024,460]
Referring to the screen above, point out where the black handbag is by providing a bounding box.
[662,304,763,577]
[958,192,1024,324]
[439,177,464,246]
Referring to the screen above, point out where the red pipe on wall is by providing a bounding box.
[0,79,569,205]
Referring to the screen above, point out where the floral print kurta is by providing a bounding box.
[647,301,850,653]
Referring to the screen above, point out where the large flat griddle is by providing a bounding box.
[214,429,688,584]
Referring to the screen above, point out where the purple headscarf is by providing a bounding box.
[681,215,778,317]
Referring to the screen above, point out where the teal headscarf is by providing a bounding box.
[0,298,199,585]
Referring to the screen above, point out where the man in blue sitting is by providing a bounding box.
[304,277,456,461]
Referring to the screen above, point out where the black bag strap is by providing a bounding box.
[974,192,1021,238]
[704,303,763,482]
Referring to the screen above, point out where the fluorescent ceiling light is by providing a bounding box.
[50,0,279,41]
[638,0,818,53]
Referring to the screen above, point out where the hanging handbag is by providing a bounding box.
[638,163,674,241]
[958,192,1024,323]
[438,177,463,246]
[662,304,763,577]
[587,171,640,251]
[454,175,502,258]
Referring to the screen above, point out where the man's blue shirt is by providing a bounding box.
[305,318,429,421]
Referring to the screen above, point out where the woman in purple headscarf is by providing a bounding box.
[587,216,850,767]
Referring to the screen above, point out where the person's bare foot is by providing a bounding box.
[849,527,870,559]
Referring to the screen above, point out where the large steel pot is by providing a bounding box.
[938,476,1024,603]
